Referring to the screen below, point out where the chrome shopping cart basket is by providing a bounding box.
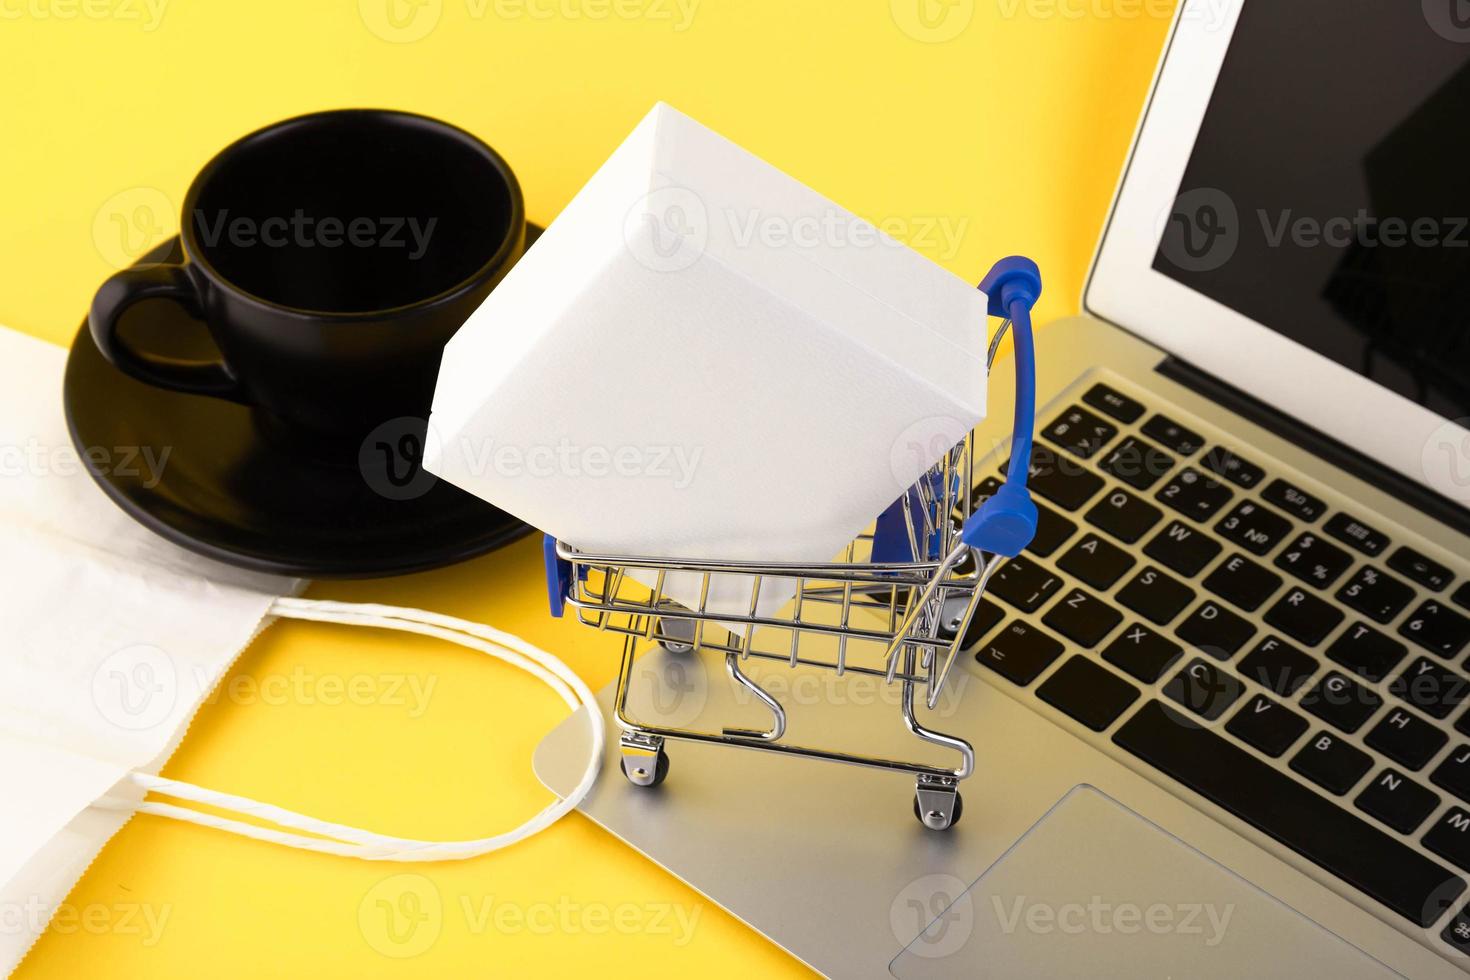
[543,257,1044,830]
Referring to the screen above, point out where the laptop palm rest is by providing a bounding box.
[889,785,1396,979]
[533,644,1413,978]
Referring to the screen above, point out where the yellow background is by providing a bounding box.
[1,0,1170,975]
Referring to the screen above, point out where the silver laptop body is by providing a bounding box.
[537,3,1470,975]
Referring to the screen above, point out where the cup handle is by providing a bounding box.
[88,262,248,403]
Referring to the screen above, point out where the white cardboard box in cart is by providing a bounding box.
[426,102,991,622]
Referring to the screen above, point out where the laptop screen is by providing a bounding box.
[1153,2,1470,425]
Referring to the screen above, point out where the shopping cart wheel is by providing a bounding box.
[620,750,670,788]
[619,732,670,788]
[655,616,697,655]
[913,778,963,830]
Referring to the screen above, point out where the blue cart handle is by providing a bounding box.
[958,256,1042,557]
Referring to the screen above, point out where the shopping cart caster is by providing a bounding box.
[914,776,963,830]
[619,733,670,787]
[654,614,697,655]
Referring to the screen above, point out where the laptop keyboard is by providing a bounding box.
[966,376,1470,949]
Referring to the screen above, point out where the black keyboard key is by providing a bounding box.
[1141,414,1204,455]
[1366,708,1448,772]
[987,556,1063,613]
[1459,708,1470,739]
[1227,693,1309,757]
[1056,533,1135,590]
[1143,520,1221,577]
[1041,587,1123,648]
[1155,468,1233,522]
[1425,808,1470,874]
[1116,565,1195,625]
[1324,513,1391,558]
[1274,532,1354,590]
[1163,657,1244,720]
[1454,582,1470,612]
[1431,745,1470,804]
[1202,553,1283,612]
[1102,622,1183,683]
[1392,657,1470,719]
[1011,442,1105,512]
[1028,502,1078,559]
[1238,636,1318,695]
[1113,700,1465,925]
[1336,566,1416,625]
[1084,488,1163,544]
[1400,600,1470,659]
[1356,770,1440,834]
[1214,500,1292,556]
[1098,436,1174,492]
[1037,656,1138,731]
[974,620,1064,686]
[975,477,1076,558]
[1291,730,1373,795]
[1301,671,1382,734]
[1200,446,1265,490]
[1389,546,1453,592]
[1326,622,1408,683]
[936,596,1005,649]
[1263,587,1344,647]
[1262,478,1326,522]
[1444,909,1470,952]
[971,475,1000,511]
[1042,405,1118,460]
[1175,601,1255,659]
[1081,382,1145,424]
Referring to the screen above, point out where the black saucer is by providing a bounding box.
[63,232,541,578]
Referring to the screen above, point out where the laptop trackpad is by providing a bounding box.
[889,786,1398,979]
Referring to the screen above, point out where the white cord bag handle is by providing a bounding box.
[96,598,604,862]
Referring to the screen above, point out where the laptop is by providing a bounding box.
[535,1,1470,975]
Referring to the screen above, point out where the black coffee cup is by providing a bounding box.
[89,109,524,445]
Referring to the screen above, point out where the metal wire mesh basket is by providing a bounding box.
[543,257,1043,830]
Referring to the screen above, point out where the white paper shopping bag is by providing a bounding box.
[0,328,298,973]
[0,326,605,974]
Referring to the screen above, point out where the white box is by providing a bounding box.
[426,102,989,622]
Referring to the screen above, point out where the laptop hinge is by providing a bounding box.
[1155,356,1470,538]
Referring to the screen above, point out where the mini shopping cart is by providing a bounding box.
[543,257,1043,831]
